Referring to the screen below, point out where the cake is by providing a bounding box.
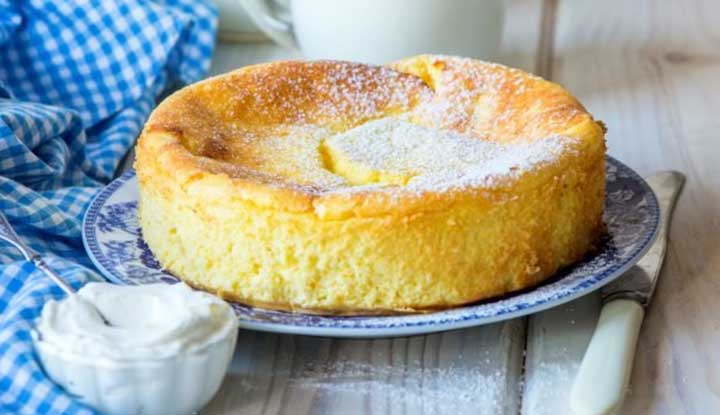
[135,55,606,314]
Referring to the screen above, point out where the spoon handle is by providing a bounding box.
[0,210,35,260]
[0,211,76,295]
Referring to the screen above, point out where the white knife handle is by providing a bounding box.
[570,299,645,415]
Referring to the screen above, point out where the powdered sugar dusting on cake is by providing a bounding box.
[213,60,430,127]
[404,55,542,133]
[171,57,584,197]
[322,118,574,195]
[194,118,574,197]
[316,63,429,122]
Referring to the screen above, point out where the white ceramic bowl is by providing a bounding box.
[33,322,237,414]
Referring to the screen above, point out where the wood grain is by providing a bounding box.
[522,0,720,413]
[204,325,525,415]
[523,294,601,414]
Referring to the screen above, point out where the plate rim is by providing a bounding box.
[82,156,660,338]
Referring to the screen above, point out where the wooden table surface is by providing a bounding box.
[190,0,720,413]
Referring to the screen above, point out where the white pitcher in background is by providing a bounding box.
[240,0,505,64]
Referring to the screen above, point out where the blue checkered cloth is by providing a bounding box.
[0,1,217,413]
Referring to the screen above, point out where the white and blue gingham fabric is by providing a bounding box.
[0,1,217,413]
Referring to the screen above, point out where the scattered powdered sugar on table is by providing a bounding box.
[290,359,507,413]
[522,361,579,415]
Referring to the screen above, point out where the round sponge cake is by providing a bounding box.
[135,55,606,314]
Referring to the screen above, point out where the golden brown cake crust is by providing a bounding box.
[135,55,606,314]
[139,56,602,219]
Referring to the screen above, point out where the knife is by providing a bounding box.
[570,171,685,415]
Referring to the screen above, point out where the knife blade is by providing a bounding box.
[570,170,685,415]
[600,171,685,306]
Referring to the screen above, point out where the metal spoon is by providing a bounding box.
[0,210,109,324]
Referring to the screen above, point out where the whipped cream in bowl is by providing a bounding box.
[33,282,238,415]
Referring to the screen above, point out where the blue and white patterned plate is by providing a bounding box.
[82,157,659,338]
